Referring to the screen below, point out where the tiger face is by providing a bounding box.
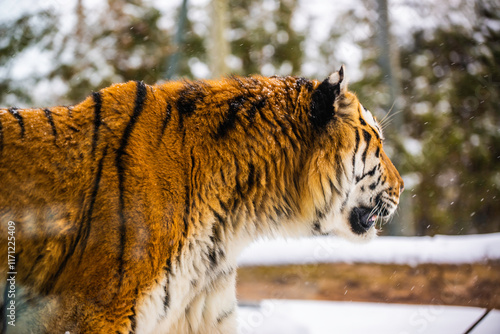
[306,66,404,241]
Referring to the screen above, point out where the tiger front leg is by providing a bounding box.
[204,270,239,334]
[168,270,238,334]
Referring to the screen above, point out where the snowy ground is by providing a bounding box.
[237,234,500,333]
[237,300,500,334]
[238,233,500,267]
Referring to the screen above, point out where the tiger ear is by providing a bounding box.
[327,65,347,94]
[309,65,348,128]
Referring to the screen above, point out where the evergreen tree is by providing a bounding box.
[228,0,304,76]
[0,10,57,105]
[399,0,500,235]
[50,0,173,103]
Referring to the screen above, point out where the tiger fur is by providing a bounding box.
[0,66,403,333]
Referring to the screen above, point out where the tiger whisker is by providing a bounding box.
[379,100,397,124]
[379,109,404,130]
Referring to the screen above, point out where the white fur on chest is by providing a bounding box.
[135,234,246,334]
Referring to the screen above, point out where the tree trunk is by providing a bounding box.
[209,0,230,78]
[375,0,414,236]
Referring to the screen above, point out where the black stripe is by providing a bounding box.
[43,108,58,140]
[382,196,398,206]
[78,145,108,264]
[212,225,224,249]
[116,81,147,290]
[371,126,381,141]
[176,81,205,129]
[8,108,25,138]
[247,163,256,192]
[215,96,246,139]
[163,279,170,312]
[208,239,218,268]
[182,153,196,236]
[183,214,190,236]
[246,97,267,123]
[68,125,80,132]
[92,92,102,155]
[210,205,226,229]
[217,307,235,324]
[206,213,226,267]
[174,241,184,266]
[361,129,372,165]
[218,197,229,213]
[375,146,380,158]
[359,116,367,125]
[352,130,360,177]
[159,103,172,143]
[234,158,243,199]
[356,164,378,183]
[45,146,109,293]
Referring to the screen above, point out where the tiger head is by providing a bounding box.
[306,66,404,241]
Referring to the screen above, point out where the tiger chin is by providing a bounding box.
[0,65,403,333]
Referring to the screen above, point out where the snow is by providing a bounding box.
[237,300,500,334]
[238,233,500,267]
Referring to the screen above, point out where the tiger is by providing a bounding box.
[0,65,403,333]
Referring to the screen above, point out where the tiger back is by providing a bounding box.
[0,66,403,333]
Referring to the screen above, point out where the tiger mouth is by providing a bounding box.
[349,207,389,235]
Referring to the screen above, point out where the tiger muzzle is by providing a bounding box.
[349,207,377,235]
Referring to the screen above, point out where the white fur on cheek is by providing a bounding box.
[360,106,383,139]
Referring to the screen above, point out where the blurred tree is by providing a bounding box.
[174,8,207,78]
[165,0,189,79]
[51,0,173,103]
[399,0,500,235]
[228,0,305,76]
[209,0,230,77]
[0,10,57,105]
